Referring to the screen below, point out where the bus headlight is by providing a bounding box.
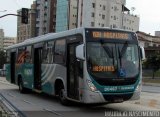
[135,84,139,91]
[135,83,141,91]
[87,80,97,92]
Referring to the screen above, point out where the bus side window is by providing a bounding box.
[42,41,54,64]
[54,39,66,65]
[6,50,10,63]
[25,46,32,63]
[17,47,26,64]
[42,42,49,63]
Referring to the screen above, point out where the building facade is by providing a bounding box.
[69,0,78,30]
[0,29,16,50]
[17,1,36,43]
[36,0,57,36]
[77,0,139,32]
[0,29,4,50]
[56,0,68,32]
[56,0,77,32]
[3,37,16,49]
[26,0,140,35]
[16,0,139,37]
[137,31,160,57]
[137,31,160,48]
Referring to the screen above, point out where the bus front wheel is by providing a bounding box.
[59,89,69,105]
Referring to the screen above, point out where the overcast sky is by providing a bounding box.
[0,0,159,37]
[126,0,160,35]
[0,0,34,37]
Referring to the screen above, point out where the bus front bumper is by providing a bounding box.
[82,89,140,104]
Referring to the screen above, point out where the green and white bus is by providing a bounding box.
[5,27,145,105]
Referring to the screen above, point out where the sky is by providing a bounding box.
[126,0,160,35]
[0,0,34,37]
[0,0,160,37]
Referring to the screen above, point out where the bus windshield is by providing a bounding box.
[87,42,139,78]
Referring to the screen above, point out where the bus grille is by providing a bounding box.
[103,93,133,102]
[95,78,137,86]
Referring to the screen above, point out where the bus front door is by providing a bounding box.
[67,43,80,100]
[34,48,42,91]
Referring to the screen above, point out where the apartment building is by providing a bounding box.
[17,1,36,43]
[36,0,57,36]
[3,37,16,48]
[17,0,139,37]
[0,29,16,49]
[122,13,139,31]
[77,0,139,32]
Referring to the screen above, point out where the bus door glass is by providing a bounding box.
[34,43,43,90]
[67,36,83,100]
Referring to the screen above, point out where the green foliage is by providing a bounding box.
[143,54,160,79]
[0,50,6,69]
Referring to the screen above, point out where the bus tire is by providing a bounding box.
[59,89,69,105]
[19,79,27,93]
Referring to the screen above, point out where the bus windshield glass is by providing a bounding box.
[87,42,139,78]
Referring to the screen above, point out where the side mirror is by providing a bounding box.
[140,46,146,60]
[76,44,85,60]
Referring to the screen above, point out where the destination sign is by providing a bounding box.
[92,31,129,40]
[92,66,115,72]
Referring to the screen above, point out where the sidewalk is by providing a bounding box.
[142,82,160,87]
[142,77,160,87]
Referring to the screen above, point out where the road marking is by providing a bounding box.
[7,93,16,98]
[23,100,33,105]
[43,108,62,116]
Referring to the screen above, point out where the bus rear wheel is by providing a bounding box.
[19,79,27,93]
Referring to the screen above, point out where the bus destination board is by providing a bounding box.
[92,31,129,40]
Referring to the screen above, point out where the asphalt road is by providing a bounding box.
[0,77,159,117]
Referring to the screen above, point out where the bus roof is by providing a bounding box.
[6,27,135,50]
[6,27,86,50]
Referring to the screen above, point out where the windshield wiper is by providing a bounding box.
[100,40,115,66]
[111,47,115,65]
[118,41,128,67]
[118,46,122,67]
[120,41,128,58]
[100,40,113,58]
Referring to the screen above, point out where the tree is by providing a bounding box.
[144,54,160,79]
[0,50,6,69]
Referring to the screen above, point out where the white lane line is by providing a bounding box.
[43,108,62,116]
[23,99,33,105]
[7,93,16,98]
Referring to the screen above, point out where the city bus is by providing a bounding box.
[5,27,145,105]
